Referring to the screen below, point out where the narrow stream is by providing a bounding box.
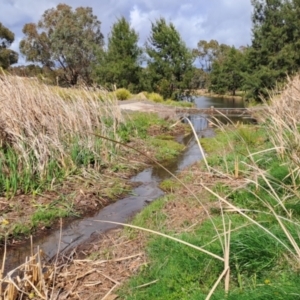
[1,96,246,276]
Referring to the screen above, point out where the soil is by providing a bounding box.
[54,168,242,300]
[1,161,247,299]
[119,99,178,120]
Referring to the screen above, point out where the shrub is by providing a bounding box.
[115,88,131,100]
[147,92,164,103]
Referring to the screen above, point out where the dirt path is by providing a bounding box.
[119,99,178,119]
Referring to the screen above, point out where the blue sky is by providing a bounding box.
[1,0,253,64]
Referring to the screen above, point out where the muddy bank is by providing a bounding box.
[0,124,194,277]
[0,119,188,240]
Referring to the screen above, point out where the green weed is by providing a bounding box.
[119,212,300,299]
[31,196,76,227]
[159,179,176,192]
[12,223,31,236]
[117,112,170,141]
[148,138,184,161]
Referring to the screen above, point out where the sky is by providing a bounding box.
[1,0,253,65]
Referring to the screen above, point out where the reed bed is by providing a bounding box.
[0,75,123,195]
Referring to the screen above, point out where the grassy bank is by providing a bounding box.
[45,76,300,299]
[0,75,188,242]
[114,87,195,108]
[2,76,300,299]
[115,78,300,299]
[193,89,245,101]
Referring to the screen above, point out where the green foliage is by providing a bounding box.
[0,135,106,196]
[130,196,169,232]
[148,138,184,161]
[31,204,72,227]
[235,125,264,146]
[117,112,168,142]
[193,39,224,72]
[0,147,43,197]
[190,68,210,89]
[159,179,176,192]
[165,99,194,107]
[146,18,194,99]
[19,4,104,86]
[147,92,164,103]
[210,47,246,96]
[120,211,300,299]
[0,22,18,69]
[230,224,285,277]
[13,223,31,236]
[244,0,300,100]
[94,17,142,92]
[115,88,131,100]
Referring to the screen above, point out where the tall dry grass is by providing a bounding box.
[2,76,300,299]
[263,76,300,168]
[0,74,123,181]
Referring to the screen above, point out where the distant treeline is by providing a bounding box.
[1,1,299,101]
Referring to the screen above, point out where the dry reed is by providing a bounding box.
[0,74,123,179]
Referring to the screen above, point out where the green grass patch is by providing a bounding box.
[125,196,170,239]
[159,179,177,192]
[148,138,184,161]
[31,194,76,227]
[165,99,194,107]
[117,112,169,141]
[119,212,300,299]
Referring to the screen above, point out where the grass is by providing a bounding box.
[121,208,300,299]
[147,92,164,103]
[159,179,177,192]
[0,74,124,196]
[165,98,194,108]
[117,111,170,141]
[115,88,131,100]
[115,76,300,299]
[147,138,185,161]
[3,75,300,299]
[120,200,300,299]
[0,75,187,241]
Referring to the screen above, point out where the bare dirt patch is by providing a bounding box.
[120,100,178,120]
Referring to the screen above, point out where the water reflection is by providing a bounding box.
[193,96,244,109]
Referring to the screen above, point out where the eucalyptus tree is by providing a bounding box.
[0,22,18,69]
[193,39,220,72]
[146,18,194,99]
[193,40,234,91]
[95,17,142,92]
[20,4,104,86]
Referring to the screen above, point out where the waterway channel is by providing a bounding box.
[1,96,246,276]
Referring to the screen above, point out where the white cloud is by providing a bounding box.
[1,0,253,65]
